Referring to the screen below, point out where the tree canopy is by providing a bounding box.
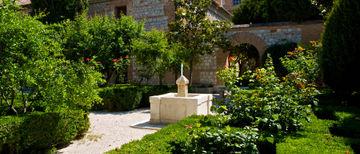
[169,0,231,84]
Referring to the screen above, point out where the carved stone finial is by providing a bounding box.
[176,75,189,97]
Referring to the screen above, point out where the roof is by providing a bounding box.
[212,1,233,17]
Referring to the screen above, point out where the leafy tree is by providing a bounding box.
[232,0,321,24]
[321,0,360,96]
[31,0,88,23]
[169,0,231,85]
[232,0,269,24]
[131,30,175,85]
[59,14,144,85]
[311,0,334,16]
[0,6,103,115]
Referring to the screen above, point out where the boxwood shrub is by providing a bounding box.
[98,85,143,111]
[95,84,175,111]
[109,115,260,153]
[139,85,176,107]
[0,110,89,153]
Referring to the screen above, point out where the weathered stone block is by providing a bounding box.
[150,93,213,124]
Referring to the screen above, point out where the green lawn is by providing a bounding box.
[277,104,360,154]
[108,95,360,153]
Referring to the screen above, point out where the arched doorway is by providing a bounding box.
[227,43,260,77]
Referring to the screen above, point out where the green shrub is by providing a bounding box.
[0,7,103,114]
[321,0,360,96]
[171,126,259,153]
[214,58,318,137]
[264,42,297,77]
[232,0,321,24]
[281,42,321,85]
[60,14,143,84]
[21,110,89,150]
[110,116,225,154]
[132,30,175,84]
[0,116,23,153]
[139,85,176,107]
[31,0,88,23]
[95,85,175,110]
[98,85,143,111]
[0,110,89,153]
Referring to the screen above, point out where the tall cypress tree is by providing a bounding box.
[321,0,360,95]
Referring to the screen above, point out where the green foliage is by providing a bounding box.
[277,106,360,154]
[60,14,143,84]
[232,0,321,24]
[139,85,176,107]
[217,68,239,88]
[31,0,88,23]
[0,116,22,153]
[320,0,360,95]
[228,43,260,78]
[109,115,250,154]
[96,84,176,111]
[311,0,334,16]
[0,110,89,153]
[281,42,321,85]
[169,0,231,84]
[264,42,297,77]
[232,0,269,24]
[172,126,259,153]
[215,55,319,137]
[109,116,205,154]
[131,30,175,84]
[98,85,142,111]
[0,7,103,114]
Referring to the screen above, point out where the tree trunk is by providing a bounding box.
[107,70,118,85]
[159,74,163,85]
[189,59,194,86]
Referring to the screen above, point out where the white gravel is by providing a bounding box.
[57,109,158,154]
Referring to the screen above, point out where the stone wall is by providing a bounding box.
[193,54,218,85]
[88,0,174,30]
[130,0,173,30]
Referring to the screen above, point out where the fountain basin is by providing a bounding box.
[150,93,213,124]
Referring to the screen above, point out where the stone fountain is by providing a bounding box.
[150,64,213,124]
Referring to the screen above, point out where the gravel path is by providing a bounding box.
[57,109,158,154]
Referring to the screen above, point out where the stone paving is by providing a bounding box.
[57,109,158,154]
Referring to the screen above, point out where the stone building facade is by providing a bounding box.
[88,0,232,30]
[87,0,323,87]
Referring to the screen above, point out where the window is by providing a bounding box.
[233,0,240,5]
[115,6,127,18]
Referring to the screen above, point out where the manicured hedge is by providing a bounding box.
[108,115,259,153]
[0,110,89,153]
[96,84,175,111]
[98,85,143,111]
[107,116,201,153]
[139,85,176,107]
